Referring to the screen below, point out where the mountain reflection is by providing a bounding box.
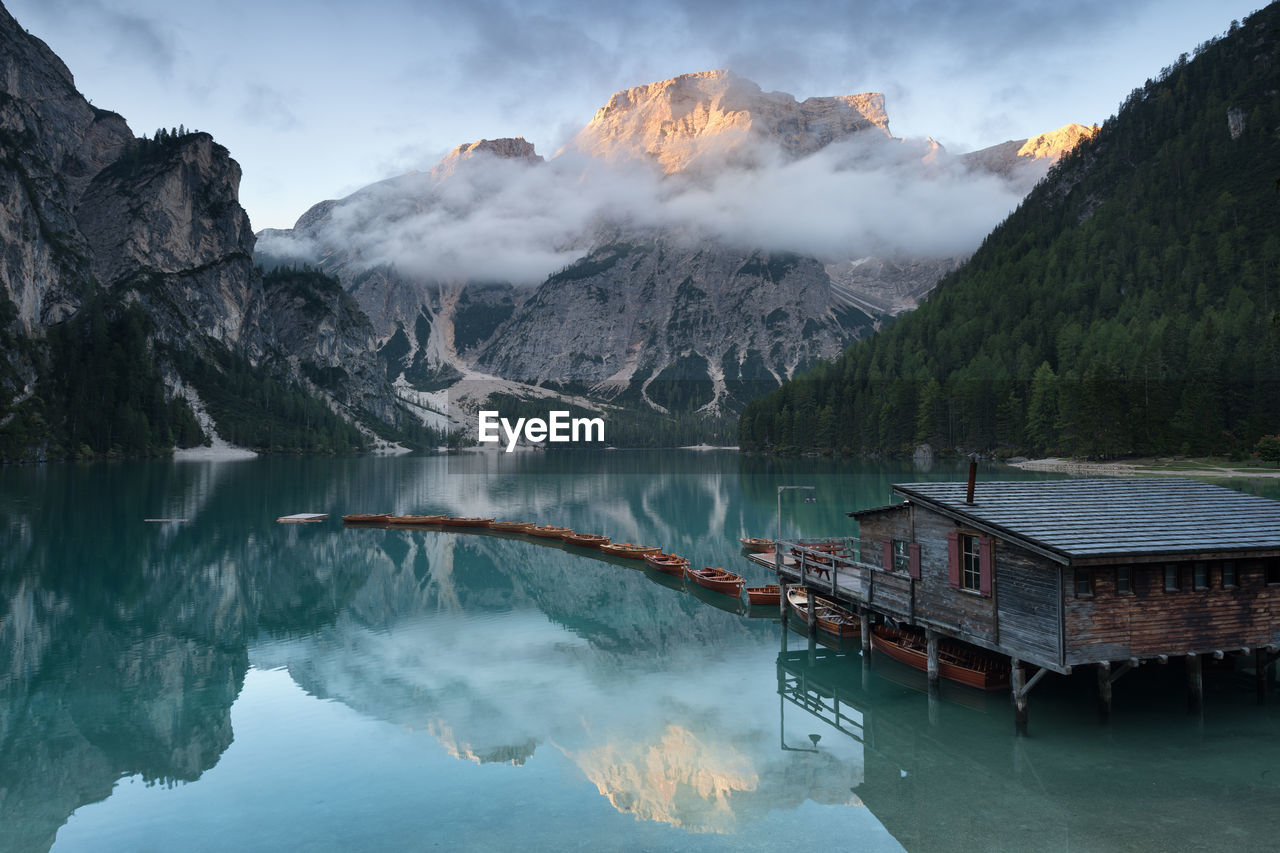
[0,453,885,848]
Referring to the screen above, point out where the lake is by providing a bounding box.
[2,451,1279,852]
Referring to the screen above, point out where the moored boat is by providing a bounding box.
[870,625,1010,691]
[785,586,860,637]
[599,542,662,559]
[643,552,689,576]
[684,566,745,597]
[440,517,494,528]
[528,525,572,539]
[739,537,774,553]
[342,513,392,524]
[387,514,447,525]
[562,532,610,548]
[489,521,535,533]
[745,584,781,606]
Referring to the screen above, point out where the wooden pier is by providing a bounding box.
[764,477,1280,734]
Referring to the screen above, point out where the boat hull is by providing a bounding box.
[387,515,446,526]
[745,584,781,606]
[739,537,774,553]
[870,625,1010,691]
[562,533,609,548]
[600,543,661,559]
[685,566,744,597]
[785,587,860,637]
[643,553,688,576]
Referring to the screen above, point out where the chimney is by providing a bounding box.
[965,457,977,505]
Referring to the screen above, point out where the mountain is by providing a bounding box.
[259,71,1089,440]
[740,8,1280,459]
[0,1,418,461]
[562,69,891,172]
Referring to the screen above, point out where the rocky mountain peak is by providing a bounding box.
[562,70,891,172]
[430,136,543,181]
[961,122,1099,178]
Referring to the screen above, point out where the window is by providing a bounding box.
[1164,564,1181,592]
[1075,567,1093,597]
[962,534,981,591]
[1267,557,1280,585]
[893,540,910,572]
[1193,562,1208,591]
[1116,565,1132,595]
[1221,561,1237,588]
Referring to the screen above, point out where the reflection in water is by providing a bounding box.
[1,454,1278,851]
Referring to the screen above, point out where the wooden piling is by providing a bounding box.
[1256,648,1268,705]
[1097,661,1112,722]
[926,629,940,694]
[1186,653,1203,713]
[1012,658,1028,736]
[805,588,816,637]
[860,610,871,655]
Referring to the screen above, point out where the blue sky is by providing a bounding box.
[7,0,1263,230]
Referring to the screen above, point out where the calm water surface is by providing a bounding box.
[2,452,1279,852]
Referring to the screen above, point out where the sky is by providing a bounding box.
[6,0,1264,231]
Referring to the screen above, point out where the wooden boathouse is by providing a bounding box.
[768,477,1280,733]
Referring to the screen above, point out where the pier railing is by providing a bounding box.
[774,537,911,618]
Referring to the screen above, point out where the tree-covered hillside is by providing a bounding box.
[741,8,1280,458]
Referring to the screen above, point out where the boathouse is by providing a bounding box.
[774,477,1280,730]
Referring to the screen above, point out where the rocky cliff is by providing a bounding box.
[0,1,403,459]
[563,69,892,172]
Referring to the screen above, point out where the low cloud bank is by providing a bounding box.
[257,134,1041,286]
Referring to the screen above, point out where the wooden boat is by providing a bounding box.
[745,584,781,606]
[870,625,1010,691]
[643,552,689,576]
[342,513,391,524]
[562,532,610,548]
[684,566,745,597]
[440,517,494,528]
[739,537,774,553]
[387,514,447,525]
[599,542,662,559]
[528,525,572,539]
[785,586,860,638]
[489,521,534,533]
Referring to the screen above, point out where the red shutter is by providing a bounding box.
[882,539,893,571]
[908,543,921,580]
[947,531,960,588]
[979,536,994,596]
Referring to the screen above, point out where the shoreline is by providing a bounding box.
[1008,457,1280,479]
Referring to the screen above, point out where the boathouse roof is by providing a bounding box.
[871,478,1280,564]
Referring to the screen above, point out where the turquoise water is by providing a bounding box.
[2,452,1278,852]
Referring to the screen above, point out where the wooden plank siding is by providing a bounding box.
[845,503,1065,671]
[1064,559,1280,664]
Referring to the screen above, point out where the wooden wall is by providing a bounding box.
[1064,559,1280,664]
[858,505,1063,668]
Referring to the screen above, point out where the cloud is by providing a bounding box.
[257,131,1037,287]
[28,0,175,76]
[239,84,301,132]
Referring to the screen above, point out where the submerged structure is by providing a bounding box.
[771,477,1280,732]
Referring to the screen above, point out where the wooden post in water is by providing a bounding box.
[860,610,871,655]
[1186,653,1203,713]
[1011,658,1028,736]
[1256,648,1268,705]
[779,580,787,620]
[925,629,940,694]
[1097,661,1112,722]
[806,588,816,637]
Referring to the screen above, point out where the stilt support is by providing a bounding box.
[1257,647,1276,705]
[1011,658,1028,736]
[1186,652,1203,713]
[926,629,940,694]
[1097,661,1112,722]
[805,588,816,637]
[860,611,871,655]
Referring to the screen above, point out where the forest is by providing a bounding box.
[740,10,1280,459]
